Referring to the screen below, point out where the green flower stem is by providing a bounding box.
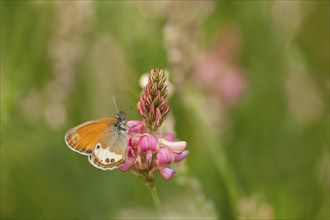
[147,183,163,214]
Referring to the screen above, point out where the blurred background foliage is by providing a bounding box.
[1,1,329,219]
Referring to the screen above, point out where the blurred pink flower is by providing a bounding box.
[195,53,246,106]
[194,25,247,106]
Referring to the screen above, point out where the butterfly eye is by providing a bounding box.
[96,144,101,149]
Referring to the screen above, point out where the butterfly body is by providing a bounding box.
[65,111,128,170]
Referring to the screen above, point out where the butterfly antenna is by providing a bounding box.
[113,96,119,113]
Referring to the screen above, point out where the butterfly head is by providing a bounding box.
[116,111,126,122]
[115,111,127,134]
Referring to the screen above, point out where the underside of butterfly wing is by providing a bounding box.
[65,117,128,170]
[65,118,116,155]
[88,147,126,170]
[88,125,128,170]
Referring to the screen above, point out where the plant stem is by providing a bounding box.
[147,183,163,214]
[175,86,238,219]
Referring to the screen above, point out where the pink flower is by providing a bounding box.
[194,54,246,106]
[119,146,136,171]
[138,135,159,152]
[137,69,170,132]
[194,26,247,107]
[120,120,188,181]
[165,133,175,141]
[119,69,188,184]
[119,156,136,172]
[157,147,174,166]
[174,150,189,162]
[128,135,140,148]
[159,167,176,180]
[128,120,146,134]
[159,138,187,154]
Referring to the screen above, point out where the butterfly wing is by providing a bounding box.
[65,118,128,170]
[65,118,115,155]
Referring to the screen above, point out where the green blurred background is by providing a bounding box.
[1,1,329,219]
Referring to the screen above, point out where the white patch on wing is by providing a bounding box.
[87,142,123,170]
[94,146,123,163]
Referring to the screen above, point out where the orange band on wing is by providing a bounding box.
[65,118,117,155]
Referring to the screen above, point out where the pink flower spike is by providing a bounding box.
[116,70,188,184]
[119,156,135,171]
[128,120,146,134]
[159,138,187,154]
[159,167,176,180]
[165,133,175,141]
[139,134,159,152]
[157,147,174,166]
[174,150,189,162]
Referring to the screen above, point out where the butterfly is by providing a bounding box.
[64,111,128,170]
